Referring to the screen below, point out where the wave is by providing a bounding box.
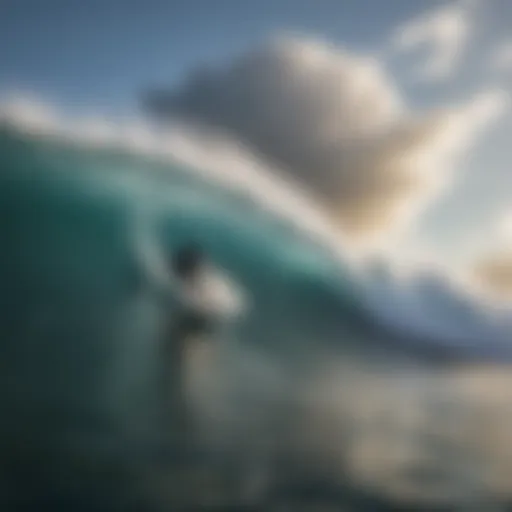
[1,98,510,361]
[2,102,512,510]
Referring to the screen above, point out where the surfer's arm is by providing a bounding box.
[199,265,249,321]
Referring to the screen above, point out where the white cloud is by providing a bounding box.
[490,40,512,73]
[145,36,508,243]
[390,1,475,83]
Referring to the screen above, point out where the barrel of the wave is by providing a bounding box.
[158,244,247,463]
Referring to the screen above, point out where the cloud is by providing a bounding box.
[490,40,512,74]
[144,36,507,242]
[390,0,475,83]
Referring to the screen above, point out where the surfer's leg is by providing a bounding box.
[159,317,209,465]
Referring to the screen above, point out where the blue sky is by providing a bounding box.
[0,0,436,111]
[1,0,511,266]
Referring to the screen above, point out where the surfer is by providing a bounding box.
[158,242,246,459]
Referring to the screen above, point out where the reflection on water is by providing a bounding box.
[336,364,512,507]
[6,337,512,510]
[153,343,512,511]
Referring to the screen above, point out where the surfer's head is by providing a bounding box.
[171,243,204,280]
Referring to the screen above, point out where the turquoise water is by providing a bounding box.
[2,126,512,510]
[0,127,364,508]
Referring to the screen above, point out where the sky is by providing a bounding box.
[1,0,512,292]
[0,0,451,106]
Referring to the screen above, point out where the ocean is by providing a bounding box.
[1,122,512,511]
